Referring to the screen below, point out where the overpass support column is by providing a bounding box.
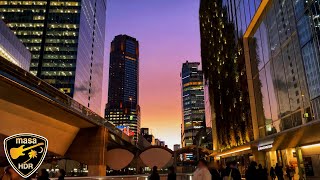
[66,127,108,176]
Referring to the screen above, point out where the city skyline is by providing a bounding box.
[1,0,320,177]
[103,0,201,149]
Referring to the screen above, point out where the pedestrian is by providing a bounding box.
[167,166,176,180]
[275,163,284,180]
[37,169,50,180]
[149,166,160,180]
[263,166,268,180]
[209,161,222,180]
[257,164,268,180]
[222,161,241,180]
[286,165,294,180]
[58,169,66,180]
[270,167,276,180]
[245,161,258,180]
[257,164,264,179]
[193,159,211,180]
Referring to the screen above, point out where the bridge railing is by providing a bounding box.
[50,174,193,180]
[0,58,132,143]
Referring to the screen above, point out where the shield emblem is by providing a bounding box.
[3,133,48,178]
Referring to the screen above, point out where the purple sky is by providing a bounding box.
[102,0,201,149]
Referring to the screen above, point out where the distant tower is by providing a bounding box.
[105,35,140,141]
[180,61,205,148]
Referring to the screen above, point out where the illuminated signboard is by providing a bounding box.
[258,144,273,151]
[116,125,135,137]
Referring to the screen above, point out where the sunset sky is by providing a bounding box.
[102,0,201,149]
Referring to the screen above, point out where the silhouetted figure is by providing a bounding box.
[286,165,294,180]
[209,161,222,180]
[149,166,160,180]
[167,166,176,180]
[222,161,241,180]
[58,169,66,180]
[270,167,276,180]
[37,169,49,180]
[257,164,268,180]
[245,161,258,180]
[275,163,284,180]
[193,159,211,180]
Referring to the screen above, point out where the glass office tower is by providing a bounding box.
[200,0,253,152]
[208,0,320,176]
[0,19,30,70]
[0,0,106,115]
[105,35,140,141]
[181,61,205,149]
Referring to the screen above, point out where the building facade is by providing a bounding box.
[181,61,206,148]
[200,0,253,153]
[0,19,30,70]
[174,144,181,151]
[105,35,140,141]
[0,0,106,115]
[203,0,320,178]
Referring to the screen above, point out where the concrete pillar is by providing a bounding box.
[88,165,106,176]
[252,147,266,167]
[65,127,108,176]
[173,152,177,168]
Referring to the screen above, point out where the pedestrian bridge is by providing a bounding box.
[0,59,137,176]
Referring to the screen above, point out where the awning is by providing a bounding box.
[211,144,252,158]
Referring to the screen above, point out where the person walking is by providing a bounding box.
[149,166,160,180]
[245,161,258,180]
[209,161,222,180]
[167,166,176,180]
[270,167,276,180]
[257,164,264,180]
[222,161,241,180]
[286,165,294,180]
[193,159,212,180]
[257,164,268,180]
[275,163,284,180]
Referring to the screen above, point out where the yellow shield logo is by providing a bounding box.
[3,133,48,178]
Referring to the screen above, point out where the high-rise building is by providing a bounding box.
[200,0,253,152]
[0,20,30,70]
[141,128,149,136]
[140,128,155,145]
[160,141,165,147]
[105,35,140,141]
[155,139,160,146]
[180,61,205,148]
[0,0,106,115]
[201,0,320,175]
[173,144,180,151]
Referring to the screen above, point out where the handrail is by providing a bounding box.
[0,59,132,144]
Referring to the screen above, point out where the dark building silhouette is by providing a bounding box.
[105,35,140,141]
[0,0,106,115]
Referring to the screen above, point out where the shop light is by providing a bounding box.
[301,143,320,149]
[217,147,251,157]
